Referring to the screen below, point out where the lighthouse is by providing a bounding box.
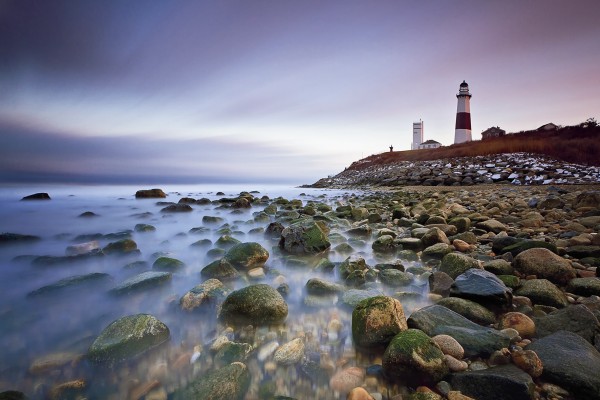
[454,80,472,144]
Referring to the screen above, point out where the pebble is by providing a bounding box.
[445,354,468,372]
[273,338,305,365]
[329,366,365,394]
[347,387,375,400]
[499,312,536,338]
[511,349,543,378]
[432,334,464,359]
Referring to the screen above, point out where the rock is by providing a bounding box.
[566,245,600,259]
[566,277,600,296]
[483,259,513,275]
[279,221,331,254]
[223,242,269,269]
[422,243,454,260]
[452,239,472,252]
[578,216,600,228]
[408,305,510,357]
[352,296,408,348]
[347,387,375,400]
[432,334,464,359]
[152,256,185,272]
[305,278,344,295]
[173,362,250,400]
[200,259,241,280]
[88,314,170,363]
[450,365,535,400]
[102,238,138,255]
[339,255,369,279]
[329,367,365,394]
[110,271,171,295]
[502,240,558,257]
[449,217,471,233]
[445,354,468,372]
[498,312,535,338]
[475,219,507,234]
[450,269,512,308]
[180,279,228,311]
[0,232,40,244]
[341,288,385,308]
[421,227,451,247]
[27,272,111,297]
[397,237,425,252]
[492,236,522,255]
[527,330,600,399]
[21,192,51,200]
[513,248,575,285]
[514,279,568,308]
[429,271,454,297]
[372,235,396,253]
[160,203,192,212]
[135,188,166,198]
[0,391,26,400]
[436,297,496,326]
[379,269,413,287]
[573,191,600,209]
[65,240,100,255]
[214,342,253,366]
[382,329,449,385]
[219,284,288,325]
[533,304,600,344]
[273,338,305,365]
[440,253,482,279]
[29,352,82,374]
[511,350,543,378]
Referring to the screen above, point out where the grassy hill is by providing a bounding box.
[348,122,600,171]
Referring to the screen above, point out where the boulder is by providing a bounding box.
[219,284,288,325]
[200,259,241,280]
[379,269,413,287]
[566,277,600,297]
[109,271,171,295]
[27,272,111,297]
[279,221,330,254]
[440,253,481,279]
[533,304,600,344]
[88,314,169,363]
[135,188,166,198]
[152,256,185,272]
[223,242,269,270]
[450,269,512,308]
[408,305,510,357]
[382,329,449,385]
[436,297,496,326]
[173,362,250,400]
[21,192,51,200]
[102,239,138,255]
[527,330,600,399]
[305,278,344,295]
[421,227,450,248]
[180,279,228,311]
[450,365,535,400]
[513,248,575,285]
[514,279,568,308]
[352,296,408,348]
[502,240,558,257]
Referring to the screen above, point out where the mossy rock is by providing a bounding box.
[219,284,288,325]
[88,314,170,363]
[180,279,228,311]
[134,223,156,232]
[352,296,407,348]
[305,278,344,295]
[223,242,269,270]
[279,221,331,254]
[497,275,521,289]
[109,271,171,295]
[379,269,413,287]
[421,243,453,260]
[440,253,481,279]
[135,188,166,198]
[372,235,397,253]
[382,328,449,385]
[152,256,185,272]
[173,362,250,400]
[502,240,557,256]
[214,342,254,367]
[201,259,241,280]
[102,239,138,255]
[215,235,242,249]
[338,255,368,279]
[27,272,112,297]
[436,297,496,325]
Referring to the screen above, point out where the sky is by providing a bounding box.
[1,0,599,185]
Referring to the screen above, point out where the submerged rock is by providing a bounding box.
[219,284,288,325]
[180,279,228,311]
[172,362,250,400]
[223,242,269,270]
[450,364,535,400]
[279,221,331,254]
[27,272,111,297]
[0,232,41,244]
[88,314,170,363]
[110,271,172,295]
[201,259,241,280]
[21,192,51,200]
[352,296,407,349]
[152,256,185,272]
[102,239,138,255]
[135,188,166,198]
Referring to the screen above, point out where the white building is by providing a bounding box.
[419,139,442,149]
[412,120,424,150]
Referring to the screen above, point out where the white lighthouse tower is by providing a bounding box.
[454,80,472,144]
[412,120,424,150]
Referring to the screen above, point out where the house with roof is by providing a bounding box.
[418,139,442,149]
[481,126,506,140]
[537,122,558,131]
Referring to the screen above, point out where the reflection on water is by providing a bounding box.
[0,184,432,399]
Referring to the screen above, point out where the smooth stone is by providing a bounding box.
[352,296,407,349]
[21,192,51,200]
[88,314,170,363]
[347,387,375,400]
[450,365,535,400]
[330,367,365,394]
[173,361,250,400]
[279,220,330,254]
[527,330,600,399]
[219,284,288,325]
[135,188,166,198]
[341,288,385,308]
[305,278,345,295]
[450,269,512,308]
[273,338,305,365]
[65,240,100,256]
[444,354,468,372]
[498,312,535,338]
[483,259,514,275]
[200,259,241,280]
[29,352,82,375]
[180,279,228,311]
[379,269,413,287]
[513,248,575,285]
[0,232,40,244]
[421,243,454,260]
[102,238,138,255]
[27,272,112,297]
[223,242,269,270]
[511,350,543,378]
[432,335,464,359]
[566,277,600,297]
[436,297,496,326]
[429,271,454,297]
[440,253,482,279]
[533,304,600,344]
[475,219,507,234]
[152,256,185,272]
[109,271,171,295]
[514,279,568,308]
[501,240,558,257]
[421,227,451,247]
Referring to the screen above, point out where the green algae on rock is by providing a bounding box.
[223,242,269,270]
[279,220,331,254]
[219,284,288,325]
[352,296,407,349]
[173,361,250,400]
[88,314,170,363]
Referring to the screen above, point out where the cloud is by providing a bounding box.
[0,119,331,184]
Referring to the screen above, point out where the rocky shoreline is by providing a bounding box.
[1,184,600,399]
[307,153,600,188]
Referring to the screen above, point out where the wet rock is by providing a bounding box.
[219,284,288,325]
[329,366,365,394]
[397,237,424,252]
[513,248,575,285]
[279,221,331,254]
[527,330,600,399]
[223,242,269,270]
[180,279,228,311]
[214,342,253,366]
[422,243,454,260]
[173,361,250,400]
[27,272,111,297]
[502,240,558,257]
[0,391,27,400]
[135,188,166,198]
[339,255,369,280]
[200,259,241,280]
[483,259,513,275]
[379,269,413,287]
[102,238,138,255]
[421,227,451,248]
[305,278,344,295]
[566,277,600,296]
[450,269,512,308]
[88,314,170,363]
[273,337,305,365]
[436,297,496,326]
[109,271,171,295]
[0,232,41,244]
[450,365,535,400]
[498,312,535,338]
[408,305,510,357]
[215,235,241,249]
[160,203,192,212]
[29,352,82,375]
[371,235,396,253]
[382,328,449,386]
[514,279,568,308]
[152,256,185,272]
[341,288,385,308]
[533,304,600,344]
[352,296,407,349]
[429,271,454,297]
[21,192,51,200]
[134,223,156,232]
[511,349,543,378]
[432,334,464,359]
[475,219,507,234]
[566,245,600,259]
[440,253,482,279]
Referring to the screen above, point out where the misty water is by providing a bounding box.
[0,184,432,399]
